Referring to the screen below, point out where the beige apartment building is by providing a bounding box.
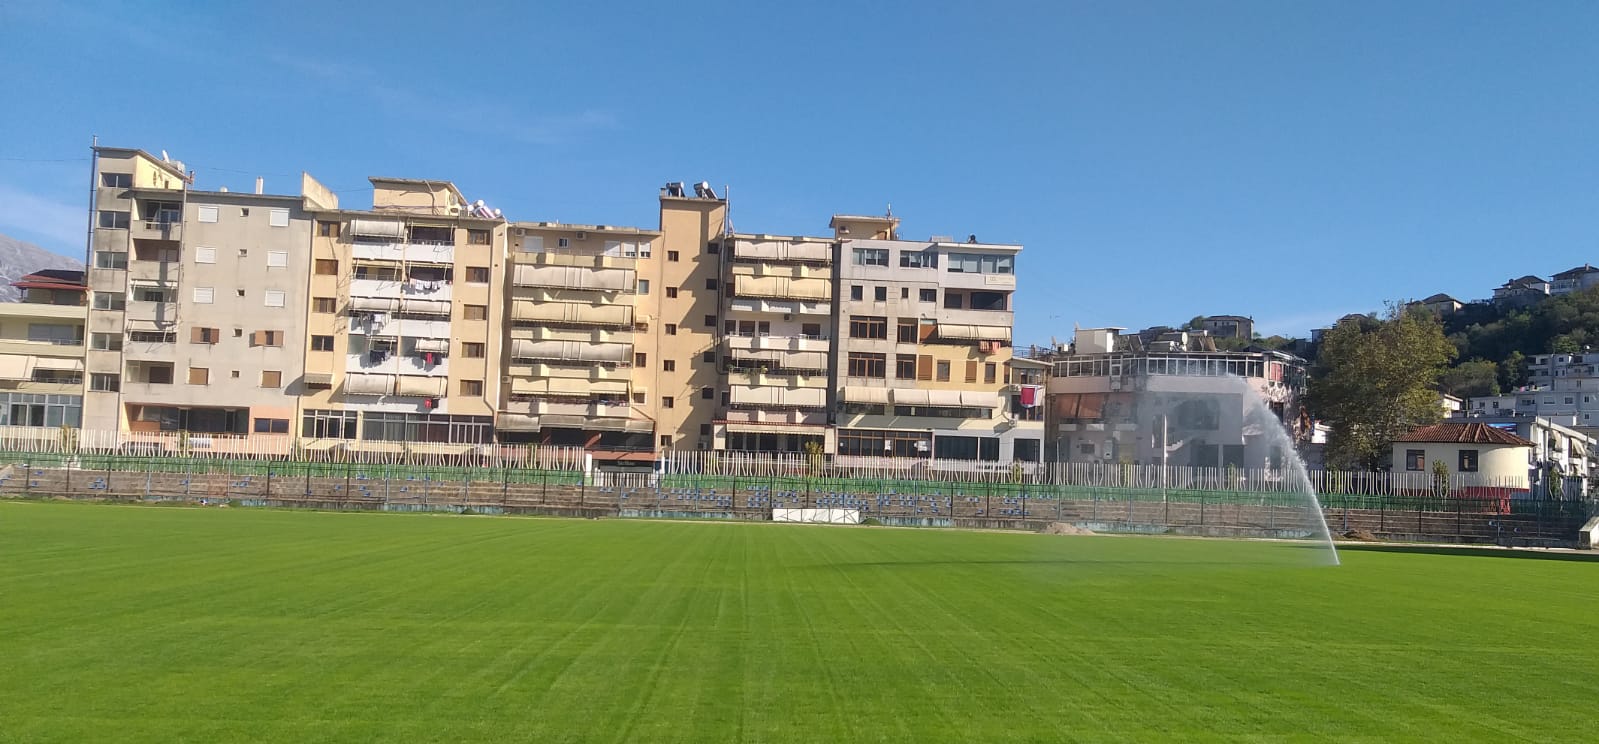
[650,185,727,452]
[830,215,1040,463]
[714,233,835,453]
[0,270,87,431]
[297,176,506,452]
[86,147,311,443]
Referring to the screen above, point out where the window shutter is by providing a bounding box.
[268,208,290,227]
[195,246,216,264]
[264,290,285,307]
[965,361,978,383]
[916,355,933,381]
[197,206,218,223]
[190,327,204,344]
[193,287,214,304]
[267,250,288,267]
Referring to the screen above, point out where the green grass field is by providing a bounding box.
[2,502,1596,742]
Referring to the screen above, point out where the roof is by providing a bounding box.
[829,214,899,227]
[368,176,467,203]
[1552,264,1599,279]
[1502,275,1547,287]
[93,146,188,180]
[1420,293,1461,304]
[1393,423,1534,447]
[1204,315,1252,322]
[12,269,86,291]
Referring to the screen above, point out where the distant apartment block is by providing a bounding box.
[0,270,86,427]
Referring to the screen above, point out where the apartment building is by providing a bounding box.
[297,176,505,452]
[651,185,726,451]
[0,270,87,429]
[715,233,835,453]
[1044,327,1308,467]
[498,221,657,459]
[85,147,311,439]
[829,215,1038,462]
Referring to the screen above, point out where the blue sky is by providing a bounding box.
[2,1,1596,345]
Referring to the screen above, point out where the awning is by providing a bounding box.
[0,355,34,380]
[395,375,447,397]
[401,299,451,316]
[926,390,964,407]
[413,339,450,354]
[303,372,335,387]
[125,319,173,332]
[937,324,1011,341]
[511,339,630,363]
[352,297,401,313]
[960,391,1000,408]
[842,386,890,404]
[724,421,828,436]
[495,413,541,431]
[32,357,84,372]
[892,388,930,406]
[350,219,404,239]
[345,373,394,396]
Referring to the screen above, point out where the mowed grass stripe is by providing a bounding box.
[2,502,1597,742]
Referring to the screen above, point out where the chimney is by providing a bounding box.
[254,177,264,195]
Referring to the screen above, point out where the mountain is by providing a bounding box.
[0,233,84,302]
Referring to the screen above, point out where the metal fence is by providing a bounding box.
[2,452,1590,545]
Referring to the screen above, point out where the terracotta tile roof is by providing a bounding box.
[1393,423,1534,447]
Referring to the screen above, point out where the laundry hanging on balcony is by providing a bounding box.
[1019,385,1043,408]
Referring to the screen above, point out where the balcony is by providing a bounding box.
[724,334,831,353]
[510,326,634,344]
[730,238,832,263]
[350,277,453,302]
[347,351,449,377]
[513,251,638,271]
[728,298,830,316]
[351,241,455,265]
[124,302,179,325]
[349,316,452,339]
[511,263,634,292]
[729,263,829,280]
[134,221,181,241]
[722,409,828,426]
[727,370,828,388]
[730,274,830,302]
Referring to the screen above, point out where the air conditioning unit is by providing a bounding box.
[515,228,526,236]
[783,314,793,321]
[576,231,588,240]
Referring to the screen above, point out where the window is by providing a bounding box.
[847,352,887,378]
[317,220,340,237]
[190,327,220,344]
[268,208,290,227]
[313,297,337,314]
[466,266,489,283]
[236,288,246,298]
[311,335,334,352]
[919,288,936,303]
[936,360,951,382]
[705,315,717,327]
[661,434,674,446]
[637,279,651,295]
[662,396,675,409]
[702,350,715,363]
[197,206,218,223]
[94,251,127,270]
[558,237,570,248]
[802,323,822,337]
[98,210,131,229]
[634,352,647,366]
[129,331,175,344]
[705,242,718,255]
[897,318,918,343]
[850,315,888,339]
[667,250,680,262]
[467,229,490,245]
[944,292,964,309]
[853,248,889,266]
[101,172,131,188]
[970,291,1007,311]
[666,287,679,298]
[946,252,1013,274]
[464,304,488,320]
[460,379,483,396]
[263,290,286,307]
[260,370,282,388]
[850,285,863,301]
[874,286,887,301]
[93,292,125,310]
[302,409,359,439]
[252,330,284,347]
[701,386,714,400]
[900,250,938,269]
[896,354,917,379]
[663,360,676,372]
[315,259,339,275]
[195,246,216,264]
[665,323,677,335]
[705,278,718,290]
[90,373,120,392]
[89,332,122,351]
[264,250,287,268]
[188,367,209,385]
[253,418,290,434]
[901,287,910,300]
[462,342,485,358]
[984,362,997,384]
[1458,449,1479,473]
[193,287,214,304]
[633,392,646,405]
[238,248,248,258]
[1403,449,1426,471]
[917,355,933,381]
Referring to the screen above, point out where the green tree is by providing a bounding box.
[1185,315,1206,331]
[1308,304,1457,469]
[1438,358,1500,398]
[1498,350,1527,391]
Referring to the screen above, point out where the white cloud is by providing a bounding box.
[0,184,88,252]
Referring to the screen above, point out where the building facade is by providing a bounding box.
[0,270,87,430]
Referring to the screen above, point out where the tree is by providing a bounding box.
[1185,315,1206,331]
[1308,304,1457,469]
[1499,350,1527,391]
[1438,359,1500,398]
